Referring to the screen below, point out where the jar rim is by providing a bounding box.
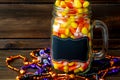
[54,5,91,13]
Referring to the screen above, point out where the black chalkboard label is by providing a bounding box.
[52,36,89,62]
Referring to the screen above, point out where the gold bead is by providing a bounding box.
[85,78,89,80]
[110,61,114,66]
[37,77,40,80]
[33,76,36,80]
[51,73,57,77]
[32,59,39,63]
[16,76,21,80]
[99,78,104,80]
[20,70,25,74]
[24,62,29,65]
[6,57,11,61]
[69,74,75,79]
[8,65,14,70]
[14,68,19,72]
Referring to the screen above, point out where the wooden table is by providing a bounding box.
[0,0,120,80]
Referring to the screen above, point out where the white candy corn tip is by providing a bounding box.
[53,24,60,32]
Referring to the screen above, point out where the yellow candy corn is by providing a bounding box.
[70,35,75,39]
[74,0,82,8]
[81,27,88,35]
[69,33,75,39]
[61,7,69,16]
[71,22,78,28]
[61,23,67,28]
[77,8,83,13]
[83,1,90,8]
[83,8,88,13]
[60,1,66,8]
[68,62,75,66]
[55,0,60,7]
[65,28,69,36]
[74,68,80,73]
[70,16,75,22]
[88,32,91,38]
[61,11,67,16]
[79,67,84,72]
[61,34,67,38]
[64,7,69,12]
[53,63,58,69]
[64,65,69,72]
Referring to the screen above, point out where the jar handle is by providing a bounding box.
[92,20,108,60]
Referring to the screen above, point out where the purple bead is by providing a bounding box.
[21,65,28,69]
[37,69,42,74]
[44,48,50,52]
[34,71,39,75]
[43,78,49,80]
[113,58,119,63]
[21,64,44,75]
[31,64,36,68]
[39,50,45,55]
[112,69,119,73]
[35,65,41,69]
[48,56,51,61]
[108,68,120,75]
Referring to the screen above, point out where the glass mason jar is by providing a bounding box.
[51,0,108,74]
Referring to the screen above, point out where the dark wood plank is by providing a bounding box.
[0,0,53,2]
[0,4,119,39]
[0,0,119,4]
[0,39,50,49]
[0,4,52,38]
[0,39,119,49]
[92,4,120,39]
[0,50,33,79]
[0,50,120,79]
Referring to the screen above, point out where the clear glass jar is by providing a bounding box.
[51,0,108,74]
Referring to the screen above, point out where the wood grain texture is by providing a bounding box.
[0,1,119,80]
[0,0,119,4]
[0,4,119,38]
[0,39,119,49]
[0,50,120,79]
[0,4,52,38]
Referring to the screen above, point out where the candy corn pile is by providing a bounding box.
[52,0,92,73]
[52,0,90,39]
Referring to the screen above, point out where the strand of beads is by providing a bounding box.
[97,56,120,79]
[6,48,120,80]
[6,55,28,72]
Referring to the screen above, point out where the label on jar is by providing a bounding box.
[51,36,89,62]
